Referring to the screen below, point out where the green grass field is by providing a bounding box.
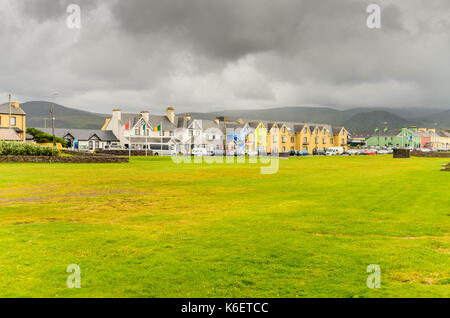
[0,156,448,298]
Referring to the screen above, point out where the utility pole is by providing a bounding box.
[223,119,227,157]
[50,92,58,147]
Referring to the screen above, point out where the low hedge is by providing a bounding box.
[0,141,60,156]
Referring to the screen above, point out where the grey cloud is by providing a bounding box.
[0,0,449,113]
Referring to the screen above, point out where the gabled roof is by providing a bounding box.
[121,113,178,131]
[0,103,26,115]
[35,127,119,141]
[332,127,344,135]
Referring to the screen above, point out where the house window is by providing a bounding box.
[330,138,333,143]
[282,135,287,143]
[323,137,327,143]
[189,130,193,136]
[95,141,99,149]
[304,128,307,133]
[10,117,16,126]
[341,138,345,144]
[291,137,295,143]
[315,136,319,143]
[135,129,139,135]
[282,146,286,152]
[303,137,307,143]
[282,127,286,133]
[290,146,294,151]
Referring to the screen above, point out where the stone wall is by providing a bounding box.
[411,151,450,158]
[97,149,153,156]
[393,149,410,158]
[0,155,128,163]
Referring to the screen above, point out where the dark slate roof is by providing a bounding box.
[332,127,343,135]
[34,127,119,141]
[122,113,178,130]
[0,103,26,115]
[199,119,221,130]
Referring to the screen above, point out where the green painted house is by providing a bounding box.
[366,127,422,148]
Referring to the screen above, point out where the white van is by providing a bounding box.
[192,148,208,156]
[325,147,344,156]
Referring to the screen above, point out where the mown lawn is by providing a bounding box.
[0,156,448,298]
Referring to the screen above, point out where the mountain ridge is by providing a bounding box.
[14,101,450,132]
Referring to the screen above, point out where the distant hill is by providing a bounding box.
[418,109,450,127]
[186,106,450,132]
[16,101,450,132]
[341,111,416,132]
[21,101,107,129]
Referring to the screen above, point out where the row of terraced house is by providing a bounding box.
[100,108,349,155]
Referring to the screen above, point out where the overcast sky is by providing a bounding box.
[1,0,449,114]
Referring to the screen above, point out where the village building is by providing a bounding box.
[35,128,120,151]
[101,108,350,155]
[366,126,449,149]
[0,102,26,142]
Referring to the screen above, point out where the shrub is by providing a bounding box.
[0,141,60,156]
[26,128,68,148]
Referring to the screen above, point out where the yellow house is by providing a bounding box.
[250,122,267,153]
[266,122,349,153]
[332,127,349,149]
[278,123,296,153]
[0,101,26,142]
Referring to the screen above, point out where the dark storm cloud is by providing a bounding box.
[0,0,449,113]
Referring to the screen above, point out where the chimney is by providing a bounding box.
[141,111,150,123]
[12,102,20,108]
[166,107,175,124]
[215,117,221,124]
[112,109,121,122]
[428,128,436,133]
[184,113,191,121]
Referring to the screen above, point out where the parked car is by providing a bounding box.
[364,149,377,155]
[345,149,359,156]
[296,150,310,156]
[325,147,345,156]
[314,149,326,156]
[192,148,208,156]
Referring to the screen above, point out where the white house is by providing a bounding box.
[102,108,224,155]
